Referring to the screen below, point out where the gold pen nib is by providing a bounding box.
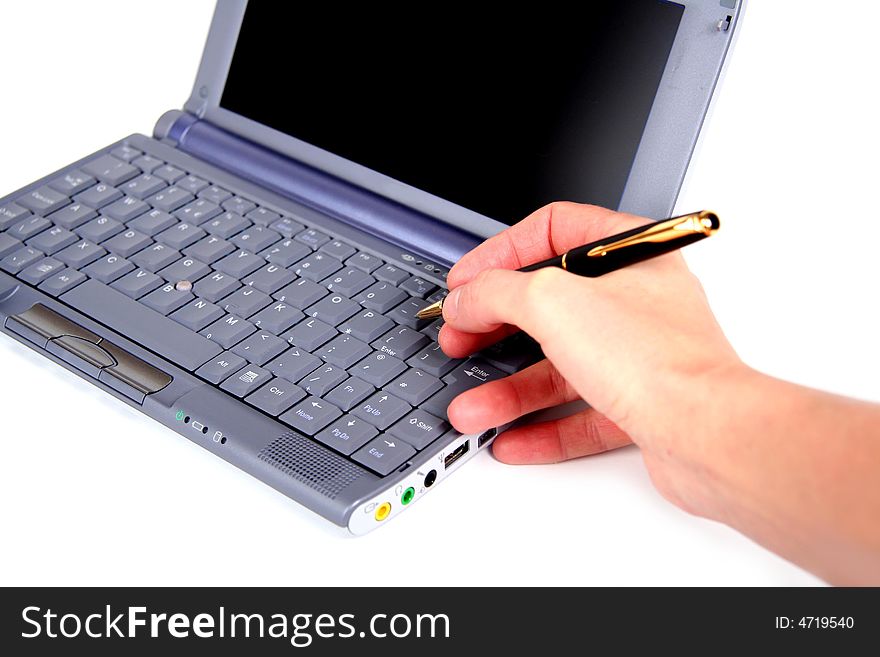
[416,299,444,320]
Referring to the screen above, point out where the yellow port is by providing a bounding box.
[374,502,392,522]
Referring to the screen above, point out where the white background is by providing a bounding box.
[1,1,877,586]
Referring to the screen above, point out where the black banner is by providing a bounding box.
[1,587,876,654]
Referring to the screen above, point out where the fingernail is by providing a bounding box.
[443,287,460,321]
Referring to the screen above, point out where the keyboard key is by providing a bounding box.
[74,183,122,209]
[159,257,210,284]
[298,363,347,396]
[426,288,448,303]
[245,379,306,416]
[0,201,30,230]
[194,351,247,384]
[479,332,544,374]
[103,229,152,258]
[279,396,342,435]
[422,359,507,419]
[38,268,86,296]
[47,202,97,230]
[204,211,250,239]
[153,164,186,184]
[1,246,42,274]
[314,416,378,455]
[346,251,383,273]
[221,286,271,318]
[388,409,449,450]
[127,208,175,236]
[351,351,407,387]
[156,222,205,250]
[315,334,371,368]
[184,235,235,264]
[400,276,437,299]
[18,186,69,217]
[77,216,123,243]
[131,243,180,272]
[222,196,256,216]
[372,325,429,360]
[232,330,288,365]
[174,198,221,225]
[273,277,327,308]
[352,434,416,476]
[305,293,360,326]
[325,377,375,411]
[177,175,209,195]
[386,368,443,405]
[319,239,356,261]
[83,154,138,186]
[374,263,410,286]
[283,317,336,351]
[220,364,271,398]
[389,297,431,329]
[0,234,22,259]
[111,268,162,298]
[48,169,96,195]
[322,267,374,297]
[83,253,134,283]
[266,346,321,383]
[8,215,51,240]
[56,240,105,268]
[293,251,341,282]
[233,225,281,252]
[121,173,166,200]
[245,206,281,226]
[243,262,295,294]
[249,301,304,335]
[61,279,222,370]
[294,228,330,249]
[262,238,310,267]
[169,298,224,331]
[102,196,149,222]
[132,154,163,173]
[18,257,64,285]
[141,282,193,315]
[27,226,77,255]
[201,314,256,349]
[268,216,305,238]
[407,343,461,377]
[419,318,444,341]
[110,145,141,162]
[215,249,264,278]
[337,308,394,342]
[193,271,240,302]
[355,281,407,313]
[198,185,232,204]
[352,391,411,430]
[149,187,194,212]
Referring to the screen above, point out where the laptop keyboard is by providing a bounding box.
[0,142,540,476]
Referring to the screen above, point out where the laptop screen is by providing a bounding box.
[221,2,684,226]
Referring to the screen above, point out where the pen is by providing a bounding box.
[416,210,720,320]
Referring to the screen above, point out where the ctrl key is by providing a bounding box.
[352,435,416,476]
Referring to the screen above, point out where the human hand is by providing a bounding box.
[439,202,745,508]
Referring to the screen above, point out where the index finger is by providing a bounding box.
[446,202,643,288]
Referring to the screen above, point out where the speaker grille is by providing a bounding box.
[258,431,366,499]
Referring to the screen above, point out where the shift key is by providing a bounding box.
[60,279,221,371]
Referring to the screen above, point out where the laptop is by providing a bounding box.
[0,0,742,534]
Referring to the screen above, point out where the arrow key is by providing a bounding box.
[314,415,379,455]
[279,396,342,436]
[352,435,416,476]
[352,391,411,430]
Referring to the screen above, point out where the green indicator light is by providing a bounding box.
[175,410,185,422]
[401,487,415,505]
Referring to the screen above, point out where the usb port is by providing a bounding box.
[478,428,497,448]
[444,441,470,469]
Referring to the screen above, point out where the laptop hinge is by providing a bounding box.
[153,111,480,266]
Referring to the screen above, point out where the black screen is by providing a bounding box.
[222,2,684,225]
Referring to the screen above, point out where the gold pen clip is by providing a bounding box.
[586,211,719,257]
